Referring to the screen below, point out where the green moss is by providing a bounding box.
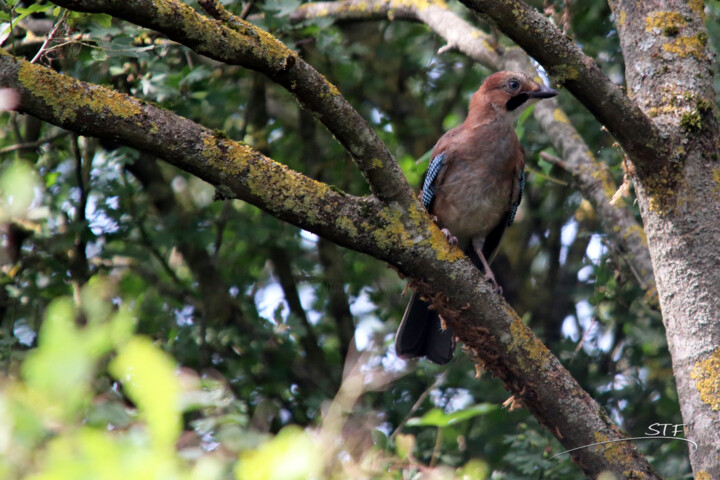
[552,108,570,124]
[688,0,706,21]
[696,97,712,113]
[507,311,552,371]
[548,64,579,84]
[680,109,703,131]
[328,185,346,195]
[712,168,720,196]
[335,216,358,237]
[18,62,142,124]
[199,132,337,226]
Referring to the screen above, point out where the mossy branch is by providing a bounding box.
[291,0,656,294]
[459,0,669,178]
[49,0,413,206]
[0,49,661,477]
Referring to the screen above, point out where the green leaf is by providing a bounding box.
[234,426,321,480]
[0,160,40,220]
[21,298,94,420]
[110,336,181,450]
[407,403,498,428]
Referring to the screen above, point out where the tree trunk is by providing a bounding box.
[609,1,720,476]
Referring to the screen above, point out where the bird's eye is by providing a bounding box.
[508,80,520,91]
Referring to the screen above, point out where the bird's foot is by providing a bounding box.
[441,228,458,246]
[484,270,503,295]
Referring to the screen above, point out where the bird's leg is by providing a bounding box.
[441,228,458,246]
[471,237,501,293]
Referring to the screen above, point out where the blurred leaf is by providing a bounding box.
[0,160,40,220]
[395,433,416,460]
[110,336,181,450]
[234,426,321,480]
[407,404,498,428]
[21,298,94,420]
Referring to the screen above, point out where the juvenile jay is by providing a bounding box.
[395,71,558,364]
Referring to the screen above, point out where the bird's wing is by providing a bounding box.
[506,169,525,226]
[420,152,447,210]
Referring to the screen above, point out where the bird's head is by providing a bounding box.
[470,71,558,123]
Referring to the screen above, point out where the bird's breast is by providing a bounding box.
[432,162,513,243]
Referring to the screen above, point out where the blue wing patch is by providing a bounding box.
[421,153,445,210]
[507,169,525,226]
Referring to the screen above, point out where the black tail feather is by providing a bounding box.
[395,292,455,365]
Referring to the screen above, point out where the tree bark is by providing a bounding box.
[607,1,720,476]
[292,0,656,296]
[458,0,719,476]
[1,46,659,476]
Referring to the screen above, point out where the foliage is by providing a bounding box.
[1,0,717,478]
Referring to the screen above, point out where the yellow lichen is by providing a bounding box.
[574,199,595,222]
[200,132,334,225]
[690,347,720,411]
[407,204,464,263]
[336,216,359,237]
[617,10,626,27]
[592,432,632,467]
[663,34,708,60]
[713,167,720,197]
[390,0,448,10]
[623,224,648,247]
[507,311,552,371]
[688,0,706,22]
[552,108,570,124]
[372,207,409,252]
[550,65,579,83]
[696,472,711,480]
[645,11,685,34]
[17,62,142,124]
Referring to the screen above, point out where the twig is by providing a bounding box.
[0,132,68,154]
[30,11,68,64]
[539,150,569,170]
[390,370,448,441]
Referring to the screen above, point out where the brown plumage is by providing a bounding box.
[395,71,557,364]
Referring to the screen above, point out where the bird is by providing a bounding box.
[395,71,558,364]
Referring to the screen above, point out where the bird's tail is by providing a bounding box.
[395,292,455,365]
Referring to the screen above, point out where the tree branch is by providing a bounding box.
[532,101,655,292]
[290,0,500,70]
[291,0,656,293]
[1,51,659,478]
[458,0,668,178]
[49,0,414,207]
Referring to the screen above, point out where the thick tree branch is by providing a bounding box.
[292,0,657,293]
[1,51,659,477]
[532,101,655,292]
[458,0,669,178]
[607,1,720,476]
[49,0,413,207]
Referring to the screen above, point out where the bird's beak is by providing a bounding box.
[528,85,558,99]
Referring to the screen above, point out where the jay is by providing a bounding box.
[395,71,558,364]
